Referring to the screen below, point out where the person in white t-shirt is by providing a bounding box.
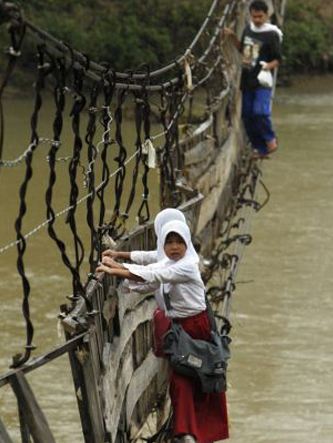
[223,0,282,158]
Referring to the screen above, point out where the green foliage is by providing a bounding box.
[283,0,333,72]
[1,0,333,79]
[0,0,212,72]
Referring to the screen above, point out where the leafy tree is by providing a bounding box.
[1,0,333,83]
[283,0,333,72]
[0,0,212,73]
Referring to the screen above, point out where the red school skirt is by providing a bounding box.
[152,308,229,443]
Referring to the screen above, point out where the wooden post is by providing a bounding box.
[66,333,97,443]
[17,402,31,443]
[9,372,56,443]
[80,333,106,443]
[66,331,106,443]
[0,416,14,443]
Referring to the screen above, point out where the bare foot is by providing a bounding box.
[266,139,278,154]
[252,150,270,160]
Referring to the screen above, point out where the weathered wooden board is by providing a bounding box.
[103,341,133,443]
[195,96,244,236]
[0,416,14,443]
[180,115,213,149]
[9,372,56,443]
[125,352,164,425]
[79,334,106,443]
[184,138,215,167]
[117,291,155,325]
[102,297,156,440]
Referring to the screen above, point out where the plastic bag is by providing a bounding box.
[257,68,273,88]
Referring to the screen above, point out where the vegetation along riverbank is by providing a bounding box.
[0,0,333,88]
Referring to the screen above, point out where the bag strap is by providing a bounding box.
[162,284,217,332]
[162,285,172,312]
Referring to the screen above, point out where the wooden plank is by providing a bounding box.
[80,333,106,443]
[87,327,101,393]
[103,340,134,443]
[0,416,14,443]
[0,332,87,388]
[214,104,229,146]
[210,87,230,113]
[86,285,104,381]
[196,132,241,234]
[17,402,31,443]
[118,292,154,325]
[184,138,215,166]
[179,115,213,148]
[9,372,56,443]
[178,193,204,234]
[125,352,162,425]
[129,393,171,442]
[96,285,105,357]
[102,299,156,440]
[185,156,215,185]
[66,334,96,443]
[104,299,155,375]
[102,288,119,341]
[132,321,152,369]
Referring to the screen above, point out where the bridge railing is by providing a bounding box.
[0,0,272,440]
[0,332,87,443]
[59,193,204,443]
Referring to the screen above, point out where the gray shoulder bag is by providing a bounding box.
[162,287,231,393]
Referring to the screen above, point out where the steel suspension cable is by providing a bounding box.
[137,86,152,223]
[11,45,49,368]
[85,81,103,273]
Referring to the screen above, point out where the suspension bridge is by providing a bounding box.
[0,1,284,441]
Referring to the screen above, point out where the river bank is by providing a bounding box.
[1,0,333,86]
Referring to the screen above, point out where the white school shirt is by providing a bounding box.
[130,250,157,265]
[123,258,206,319]
[129,250,162,306]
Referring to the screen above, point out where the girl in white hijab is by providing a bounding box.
[96,220,229,443]
[101,208,187,308]
[102,207,186,264]
[154,208,187,259]
[98,220,204,318]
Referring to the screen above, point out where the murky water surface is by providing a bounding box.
[1,76,333,441]
[229,75,333,443]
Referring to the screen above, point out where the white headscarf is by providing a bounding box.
[154,208,186,259]
[160,220,199,264]
[250,21,283,42]
[124,219,201,311]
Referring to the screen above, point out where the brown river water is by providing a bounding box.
[1,75,333,442]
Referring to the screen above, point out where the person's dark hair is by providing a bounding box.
[249,0,268,13]
[165,232,186,245]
